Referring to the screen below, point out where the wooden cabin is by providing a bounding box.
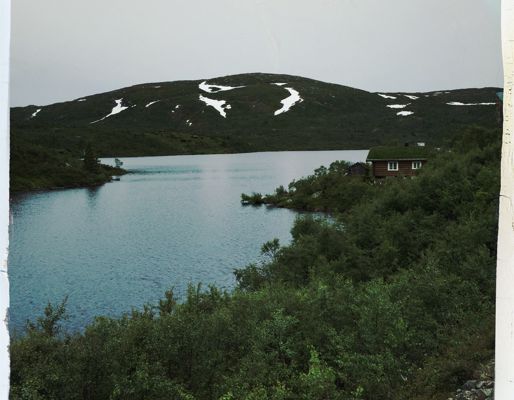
[366,146,429,178]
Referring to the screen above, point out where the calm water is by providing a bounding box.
[9,150,368,332]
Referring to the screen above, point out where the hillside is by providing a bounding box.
[11,73,501,157]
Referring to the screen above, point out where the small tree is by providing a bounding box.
[83,142,99,173]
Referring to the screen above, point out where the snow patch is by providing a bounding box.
[154,85,161,88]
[274,87,303,116]
[90,99,129,124]
[404,95,419,100]
[175,105,180,109]
[30,108,41,118]
[378,93,397,99]
[273,83,287,86]
[199,81,245,93]
[446,101,496,106]
[397,111,414,116]
[199,94,231,118]
[77,98,87,102]
[145,100,160,108]
[387,103,411,109]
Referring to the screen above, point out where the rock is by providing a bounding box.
[480,380,494,389]
[453,387,494,400]
[462,380,478,390]
[449,359,495,400]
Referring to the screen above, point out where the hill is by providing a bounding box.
[11,73,501,157]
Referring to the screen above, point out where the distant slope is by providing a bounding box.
[11,73,501,157]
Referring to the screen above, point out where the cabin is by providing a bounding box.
[346,162,369,176]
[366,146,429,178]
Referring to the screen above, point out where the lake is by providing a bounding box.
[8,150,368,332]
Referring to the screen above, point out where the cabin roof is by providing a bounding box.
[366,146,430,161]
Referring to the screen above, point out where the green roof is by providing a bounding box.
[366,146,431,161]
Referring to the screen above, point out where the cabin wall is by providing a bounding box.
[372,160,426,178]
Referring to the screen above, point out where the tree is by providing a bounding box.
[83,142,100,173]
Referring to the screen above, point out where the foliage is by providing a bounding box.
[10,140,126,192]
[10,126,500,400]
[241,192,264,205]
[83,143,99,173]
[242,160,374,212]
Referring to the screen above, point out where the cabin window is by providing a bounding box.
[387,161,399,171]
[412,161,422,170]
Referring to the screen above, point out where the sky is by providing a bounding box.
[10,0,503,107]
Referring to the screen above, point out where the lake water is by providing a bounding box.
[9,150,368,332]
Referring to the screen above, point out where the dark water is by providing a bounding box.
[9,150,368,332]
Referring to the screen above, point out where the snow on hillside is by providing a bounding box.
[91,99,129,124]
[199,81,245,93]
[145,100,160,108]
[387,104,411,109]
[378,93,396,99]
[274,87,303,116]
[446,101,496,106]
[397,111,414,116]
[30,109,41,118]
[404,95,419,100]
[199,95,231,118]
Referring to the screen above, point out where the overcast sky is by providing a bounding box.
[10,0,503,107]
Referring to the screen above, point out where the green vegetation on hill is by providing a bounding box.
[10,126,500,400]
[11,73,500,159]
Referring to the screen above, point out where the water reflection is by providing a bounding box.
[85,186,101,207]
